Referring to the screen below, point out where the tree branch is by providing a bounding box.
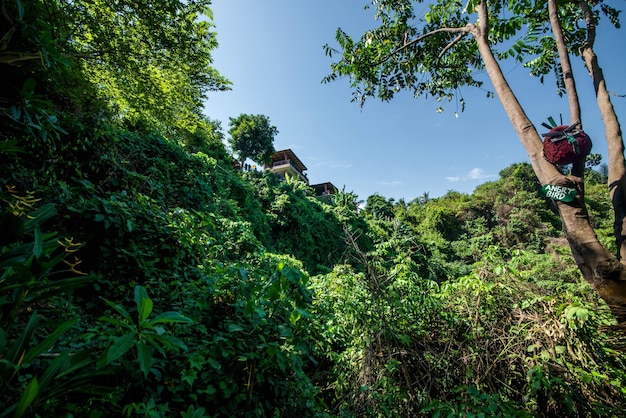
[548,0,581,128]
[437,32,467,64]
[378,26,471,65]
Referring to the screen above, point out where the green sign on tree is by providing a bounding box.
[540,184,577,202]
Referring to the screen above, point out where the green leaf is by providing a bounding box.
[105,332,135,365]
[566,306,589,321]
[23,203,56,233]
[135,286,153,324]
[15,377,39,417]
[150,311,193,325]
[32,225,43,259]
[150,333,188,352]
[5,312,38,365]
[397,334,411,346]
[227,323,244,332]
[137,340,152,378]
[37,352,70,391]
[0,328,6,353]
[100,297,133,322]
[289,310,301,325]
[16,0,25,20]
[0,140,23,154]
[23,317,78,363]
[548,116,557,127]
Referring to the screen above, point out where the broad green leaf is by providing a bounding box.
[16,0,25,20]
[33,225,42,259]
[150,333,188,352]
[227,323,244,332]
[15,377,39,418]
[135,286,153,324]
[38,352,70,391]
[23,203,56,233]
[566,306,589,321]
[137,340,152,377]
[6,312,38,365]
[100,297,132,322]
[0,328,6,352]
[105,332,135,365]
[150,311,193,325]
[23,317,78,363]
[289,310,301,325]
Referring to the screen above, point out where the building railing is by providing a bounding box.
[270,159,308,184]
[272,159,304,176]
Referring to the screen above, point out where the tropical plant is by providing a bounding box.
[0,188,110,417]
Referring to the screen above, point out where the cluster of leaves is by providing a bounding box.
[228,114,278,166]
[323,0,621,110]
[247,172,358,274]
[309,186,626,416]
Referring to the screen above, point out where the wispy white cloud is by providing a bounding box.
[446,167,495,182]
[468,168,491,180]
[380,181,403,187]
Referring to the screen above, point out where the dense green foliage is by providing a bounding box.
[2,0,626,416]
[228,114,278,166]
[322,0,620,110]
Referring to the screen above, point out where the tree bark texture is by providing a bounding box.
[579,0,626,265]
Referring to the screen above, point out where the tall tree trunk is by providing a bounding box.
[548,0,584,178]
[471,0,626,321]
[579,0,626,266]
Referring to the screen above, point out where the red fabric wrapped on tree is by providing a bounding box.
[542,124,592,165]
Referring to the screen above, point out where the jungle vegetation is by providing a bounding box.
[2,0,626,417]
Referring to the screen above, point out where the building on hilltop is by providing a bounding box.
[311,182,337,197]
[265,149,309,185]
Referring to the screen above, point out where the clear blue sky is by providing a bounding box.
[203,0,626,202]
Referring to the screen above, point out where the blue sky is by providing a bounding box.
[203,0,626,202]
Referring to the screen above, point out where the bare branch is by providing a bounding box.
[436,32,467,64]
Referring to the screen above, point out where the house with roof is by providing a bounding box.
[310,182,338,197]
[266,149,338,197]
[265,149,309,185]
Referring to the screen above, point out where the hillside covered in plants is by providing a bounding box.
[2,0,626,417]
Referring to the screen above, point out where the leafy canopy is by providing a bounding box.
[1,0,230,135]
[228,113,278,165]
[322,0,620,109]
